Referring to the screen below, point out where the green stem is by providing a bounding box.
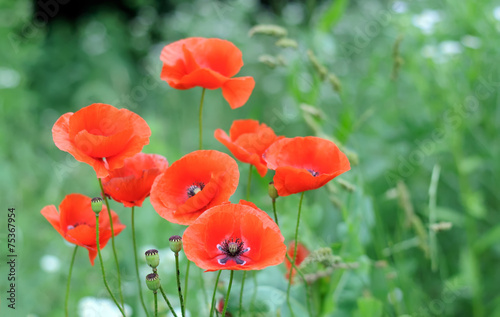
[222,270,235,317]
[250,271,257,309]
[154,292,158,317]
[160,286,179,317]
[65,245,78,317]
[95,215,126,316]
[175,252,185,317]
[210,270,222,317]
[98,178,124,307]
[198,87,206,150]
[286,191,305,317]
[159,286,178,317]
[131,207,149,317]
[285,253,313,316]
[272,198,278,226]
[238,271,246,317]
[246,165,253,201]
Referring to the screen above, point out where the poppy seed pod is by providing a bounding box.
[169,235,183,253]
[145,249,160,269]
[90,197,103,214]
[145,273,160,292]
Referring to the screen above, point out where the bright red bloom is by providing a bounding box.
[183,202,286,272]
[160,37,255,109]
[101,153,168,207]
[52,103,151,178]
[285,242,310,282]
[40,193,125,265]
[263,136,350,196]
[150,150,239,225]
[214,119,283,177]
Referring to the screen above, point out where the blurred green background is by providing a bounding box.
[1,0,499,316]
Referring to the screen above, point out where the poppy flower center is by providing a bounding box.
[217,238,250,265]
[187,182,205,198]
[307,169,319,177]
[67,222,88,230]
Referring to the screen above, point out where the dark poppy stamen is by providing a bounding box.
[307,169,319,177]
[187,182,205,198]
[217,238,250,265]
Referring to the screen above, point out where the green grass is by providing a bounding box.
[1,0,499,316]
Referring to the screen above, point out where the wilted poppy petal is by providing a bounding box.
[221,77,255,109]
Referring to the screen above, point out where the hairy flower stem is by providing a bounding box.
[131,207,149,317]
[272,198,278,226]
[210,270,222,317]
[95,215,126,316]
[65,245,78,317]
[238,271,246,317]
[175,252,186,317]
[160,286,178,317]
[154,292,158,317]
[286,192,305,317]
[98,178,124,308]
[183,261,190,315]
[222,270,235,317]
[199,87,206,150]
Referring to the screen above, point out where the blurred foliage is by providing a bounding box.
[1,0,499,316]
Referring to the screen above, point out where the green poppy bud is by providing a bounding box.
[169,235,183,253]
[268,182,279,200]
[145,273,160,292]
[145,249,160,269]
[91,197,103,214]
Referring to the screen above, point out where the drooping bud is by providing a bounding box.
[145,273,160,292]
[268,182,279,200]
[169,235,183,253]
[145,249,160,269]
[91,197,103,214]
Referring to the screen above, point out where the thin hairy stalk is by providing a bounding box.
[183,261,191,314]
[159,286,178,317]
[286,192,305,317]
[222,270,235,317]
[98,178,124,307]
[96,215,126,316]
[154,292,158,317]
[199,87,206,150]
[65,245,78,317]
[210,270,222,317]
[238,271,247,317]
[131,207,149,317]
[272,198,278,225]
[175,252,185,317]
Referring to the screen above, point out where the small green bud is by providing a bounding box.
[91,197,103,214]
[145,249,160,269]
[169,235,183,253]
[145,273,160,292]
[268,182,279,200]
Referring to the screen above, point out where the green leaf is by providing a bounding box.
[318,0,349,31]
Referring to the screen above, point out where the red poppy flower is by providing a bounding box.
[263,136,350,196]
[52,103,151,178]
[150,150,239,225]
[214,119,283,177]
[40,193,125,265]
[101,153,168,207]
[285,242,310,282]
[160,37,255,109]
[183,202,286,272]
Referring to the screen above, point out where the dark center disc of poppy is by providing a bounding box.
[187,182,205,198]
[67,222,87,230]
[307,169,319,177]
[217,238,250,265]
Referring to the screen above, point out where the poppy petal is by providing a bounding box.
[221,77,255,109]
[40,205,63,237]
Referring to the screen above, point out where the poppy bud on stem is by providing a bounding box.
[146,273,160,317]
[91,197,103,214]
[269,182,279,225]
[145,249,160,271]
[170,235,185,317]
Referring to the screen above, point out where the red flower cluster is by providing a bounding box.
[41,194,125,265]
[150,150,239,225]
[101,153,168,207]
[160,37,255,109]
[183,202,286,272]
